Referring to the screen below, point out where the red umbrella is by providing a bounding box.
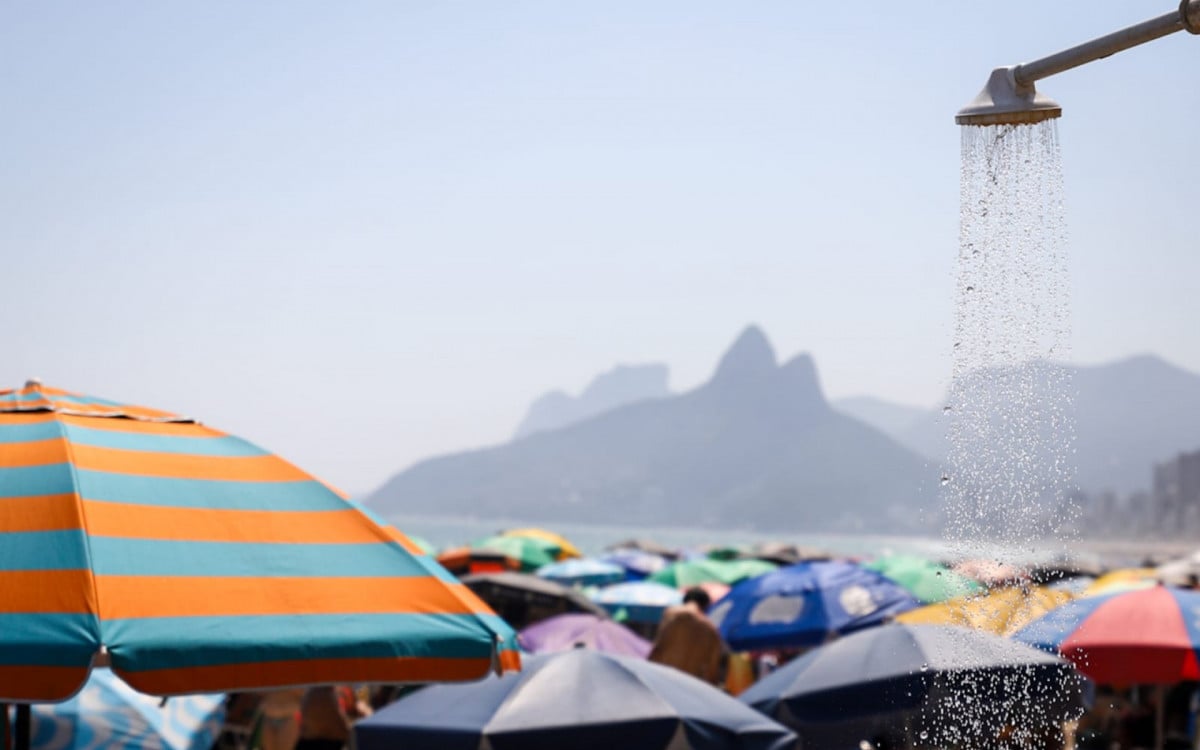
[1015,585,1200,750]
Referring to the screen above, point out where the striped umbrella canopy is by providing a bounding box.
[0,381,520,703]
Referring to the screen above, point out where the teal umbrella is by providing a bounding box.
[650,558,777,589]
[472,534,560,572]
[864,554,982,604]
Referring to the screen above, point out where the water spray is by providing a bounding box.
[956,0,1200,125]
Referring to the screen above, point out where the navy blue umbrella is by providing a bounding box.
[354,650,796,750]
[708,561,918,651]
[739,624,1086,749]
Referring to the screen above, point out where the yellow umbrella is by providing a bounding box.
[500,528,582,560]
[1082,567,1158,597]
[897,585,1073,636]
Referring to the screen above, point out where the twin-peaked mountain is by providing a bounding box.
[366,327,934,532]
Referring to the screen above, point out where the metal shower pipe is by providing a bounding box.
[956,0,1200,125]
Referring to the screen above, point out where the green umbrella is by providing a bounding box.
[407,534,437,556]
[471,534,560,572]
[863,554,982,604]
[649,558,777,589]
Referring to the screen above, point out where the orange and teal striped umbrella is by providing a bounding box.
[0,381,520,703]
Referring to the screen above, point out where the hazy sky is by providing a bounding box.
[3,2,1196,495]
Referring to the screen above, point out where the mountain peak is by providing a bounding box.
[710,325,777,386]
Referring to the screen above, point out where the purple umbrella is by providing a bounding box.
[518,613,652,658]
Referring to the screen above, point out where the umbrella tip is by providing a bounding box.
[24,377,42,389]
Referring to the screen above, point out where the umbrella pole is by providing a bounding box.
[1157,684,1166,750]
[13,706,28,750]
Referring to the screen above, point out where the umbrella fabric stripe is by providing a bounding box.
[76,471,346,510]
[62,424,269,457]
[83,502,395,544]
[0,665,91,703]
[0,529,91,570]
[119,655,497,697]
[1013,595,1113,652]
[0,570,98,613]
[0,421,64,444]
[94,576,495,618]
[87,537,437,577]
[0,438,69,468]
[1,464,84,498]
[1,493,82,532]
[104,613,511,666]
[0,613,99,665]
[69,444,310,481]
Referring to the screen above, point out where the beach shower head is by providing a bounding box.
[955,67,1060,126]
[957,0,1200,125]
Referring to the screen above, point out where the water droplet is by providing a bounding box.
[920,663,928,672]
[966,285,976,292]
[920,731,929,740]
[940,474,951,486]
[942,406,952,415]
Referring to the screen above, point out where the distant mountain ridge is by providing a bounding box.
[836,354,1200,495]
[514,363,671,439]
[368,326,936,533]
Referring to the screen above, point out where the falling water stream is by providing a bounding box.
[924,121,1082,748]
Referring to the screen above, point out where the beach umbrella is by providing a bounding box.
[707,561,918,651]
[461,572,608,630]
[471,534,560,572]
[0,381,519,703]
[499,528,582,560]
[591,581,684,624]
[23,668,224,750]
[354,649,796,750]
[606,538,680,560]
[1014,585,1200,684]
[1156,550,1200,587]
[952,559,1027,587]
[597,548,669,580]
[650,558,777,589]
[1014,586,1200,750]
[739,624,1085,749]
[864,554,982,604]
[739,542,832,567]
[518,613,652,658]
[536,558,625,587]
[897,585,1073,636]
[406,534,437,556]
[1081,567,1158,597]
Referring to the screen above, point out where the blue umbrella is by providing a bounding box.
[354,649,796,750]
[25,668,224,750]
[598,549,669,580]
[708,561,918,651]
[590,581,683,624]
[537,558,626,587]
[739,624,1086,749]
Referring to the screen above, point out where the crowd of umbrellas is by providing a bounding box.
[4,382,1200,750]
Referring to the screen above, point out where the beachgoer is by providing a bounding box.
[295,685,373,750]
[258,688,304,750]
[648,587,725,685]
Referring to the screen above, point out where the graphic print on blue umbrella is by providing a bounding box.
[708,561,919,651]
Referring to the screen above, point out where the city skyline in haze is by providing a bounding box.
[3,1,1196,495]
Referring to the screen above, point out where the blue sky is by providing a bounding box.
[3,1,1196,495]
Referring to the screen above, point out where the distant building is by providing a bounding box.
[1153,449,1200,532]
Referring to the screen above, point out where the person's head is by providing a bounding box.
[682,587,712,611]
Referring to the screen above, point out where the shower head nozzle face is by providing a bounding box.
[955,66,1062,126]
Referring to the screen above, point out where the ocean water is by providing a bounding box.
[384,513,1117,568]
